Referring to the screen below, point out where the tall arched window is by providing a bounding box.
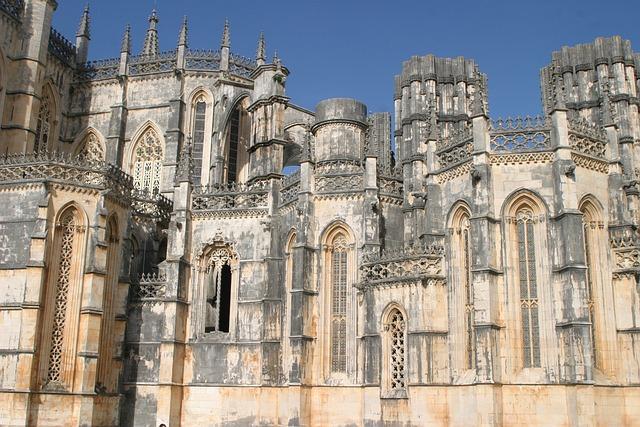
[460,214,475,369]
[132,127,163,194]
[516,208,540,368]
[192,96,207,186]
[449,204,475,370]
[330,233,348,373]
[383,307,407,395]
[203,247,234,334]
[282,232,296,375]
[96,216,120,392]
[40,206,86,390]
[224,101,250,183]
[34,88,53,153]
[76,131,105,161]
[580,199,604,367]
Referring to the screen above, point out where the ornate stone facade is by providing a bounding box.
[0,2,639,426]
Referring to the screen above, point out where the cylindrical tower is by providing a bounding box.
[312,98,368,162]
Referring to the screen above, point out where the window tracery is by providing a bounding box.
[192,97,207,186]
[460,215,475,369]
[386,308,407,391]
[79,132,105,161]
[330,234,348,373]
[133,127,163,194]
[46,208,80,387]
[204,248,233,333]
[516,208,540,368]
[34,90,52,153]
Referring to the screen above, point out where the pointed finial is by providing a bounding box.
[273,50,279,64]
[256,32,266,64]
[178,16,188,47]
[77,4,90,38]
[121,24,131,54]
[221,18,230,48]
[142,9,160,56]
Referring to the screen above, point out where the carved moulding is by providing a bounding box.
[488,151,555,166]
[571,153,609,174]
[435,161,472,184]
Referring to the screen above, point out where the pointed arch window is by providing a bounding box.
[330,233,348,373]
[34,90,52,153]
[133,127,163,194]
[385,308,407,392]
[41,207,86,390]
[516,208,540,368]
[78,132,105,161]
[580,201,603,367]
[224,103,250,184]
[96,217,120,392]
[204,248,233,333]
[192,97,207,186]
[460,214,475,369]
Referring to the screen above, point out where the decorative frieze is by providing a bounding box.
[489,151,555,166]
[571,153,609,174]
[435,161,472,184]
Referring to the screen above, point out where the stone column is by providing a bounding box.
[550,109,592,383]
[2,0,57,153]
[469,110,501,383]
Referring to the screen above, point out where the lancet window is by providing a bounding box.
[385,308,407,391]
[460,214,475,369]
[580,200,603,367]
[34,90,52,153]
[192,97,207,186]
[96,217,119,392]
[330,233,348,373]
[42,207,85,390]
[516,208,540,368]
[133,127,163,194]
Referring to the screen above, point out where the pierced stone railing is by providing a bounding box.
[490,115,551,152]
[129,51,177,75]
[359,243,446,288]
[78,57,120,81]
[280,170,300,206]
[229,53,257,78]
[131,273,167,300]
[0,0,23,21]
[192,181,269,211]
[567,116,607,159]
[0,151,132,192]
[0,151,173,222]
[314,159,364,194]
[131,189,173,223]
[48,28,76,66]
[185,49,221,71]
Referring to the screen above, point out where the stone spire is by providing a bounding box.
[178,16,188,47]
[121,24,131,54]
[221,18,230,48]
[220,19,230,71]
[256,32,266,66]
[75,5,90,64]
[76,5,90,39]
[142,9,159,56]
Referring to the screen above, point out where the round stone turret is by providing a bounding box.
[312,98,368,162]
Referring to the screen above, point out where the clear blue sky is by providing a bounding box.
[53,0,640,119]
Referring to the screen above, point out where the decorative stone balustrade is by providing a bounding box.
[314,159,364,194]
[567,116,608,159]
[490,115,551,152]
[359,243,446,289]
[131,273,167,300]
[192,181,269,217]
[0,0,23,21]
[280,170,300,206]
